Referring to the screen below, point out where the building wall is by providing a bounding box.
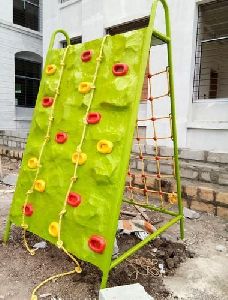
[42,0,228,152]
[0,0,43,132]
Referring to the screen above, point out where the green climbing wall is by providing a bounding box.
[9,28,147,271]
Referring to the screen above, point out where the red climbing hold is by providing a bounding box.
[81,50,93,62]
[23,203,33,217]
[67,192,81,207]
[87,112,101,124]
[55,132,68,144]
[112,63,129,76]
[42,97,54,107]
[88,235,106,254]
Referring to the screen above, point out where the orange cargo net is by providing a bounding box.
[125,65,177,209]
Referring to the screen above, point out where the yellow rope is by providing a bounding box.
[31,35,108,299]
[21,46,70,255]
[31,268,78,300]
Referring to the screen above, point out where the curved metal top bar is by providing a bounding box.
[48,29,71,51]
[148,0,171,38]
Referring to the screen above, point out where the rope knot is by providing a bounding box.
[75,266,82,273]
[76,146,82,153]
[45,135,50,141]
[21,223,28,230]
[26,189,33,195]
[59,209,66,216]
[57,240,63,249]
[71,176,78,182]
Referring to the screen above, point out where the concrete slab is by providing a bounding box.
[99,283,154,300]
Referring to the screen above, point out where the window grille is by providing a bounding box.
[13,0,40,31]
[59,0,70,4]
[15,58,41,108]
[193,0,228,100]
[61,36,82,48]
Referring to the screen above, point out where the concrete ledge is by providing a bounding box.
[99,283,154,300]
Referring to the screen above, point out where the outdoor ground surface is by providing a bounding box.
[0,156,228,300]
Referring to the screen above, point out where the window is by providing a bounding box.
[193,0,228,100]
[15,58,41,107]
[61,36,82,48]
[106,17,150,100]
[13,0,39,31]
[60,0,70,3]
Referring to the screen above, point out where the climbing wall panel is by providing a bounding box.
[9,28,147,270]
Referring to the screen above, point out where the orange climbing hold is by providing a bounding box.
[112,63,129,76]
[48,222,59,237]
[97,140,113,154]
[23,203,34,217]
[87,112,101,124]
[78,82,92,94]
[55,132,68,144]
[45,64,57,75]
[81,50,93,62]
[28,157,39,169]
[72,152,87,165]
[34,180,46,192]
[88,235,106,254]
[67,192,81,207]
[42,97,54,107]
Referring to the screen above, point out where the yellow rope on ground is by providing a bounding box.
[31,35,108,299]
[31,268,78,300]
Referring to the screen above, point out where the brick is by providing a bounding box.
[217,207,228,219]
[190,200,215,214]
[198,187,214,202]
[216,192,228,205]
[145,144,155,155]
[200,171,211,182]
[160,163,173,175]
[137,159,147,170]
[145,176,156,189]
[179,148,205,161]
[219,173,228,186]
[207,152,228,164]
[180,168,198,180]
[185,185,197,198]
[132,143,145,154]
[11,141,17,148]
[159,146,173,157]
[147,161,156,173]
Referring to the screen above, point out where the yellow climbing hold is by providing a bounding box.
[97,140,113,154]
[78,82,92,94]
[28,157,39,169]
[34,179,46,192]
[49,222,59,237]
[72,152,87,165]
[31,294,38,300]
[45,64,57,75]
[168,192,178,204]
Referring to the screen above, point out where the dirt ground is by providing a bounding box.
[0,156,228,300]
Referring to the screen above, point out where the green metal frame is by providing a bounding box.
[3,0,184,290]
[100,0,184,288]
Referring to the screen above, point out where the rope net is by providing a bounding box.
[125,60,178,209]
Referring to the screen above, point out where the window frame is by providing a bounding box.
[193,0,228,102]
[61,36,82,48]
[13,0,40,32]
[15,58,41,108]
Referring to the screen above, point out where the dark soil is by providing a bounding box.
[0,225,192,300]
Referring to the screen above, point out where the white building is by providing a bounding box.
[44,0,228,152]
[0,0,43,131]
